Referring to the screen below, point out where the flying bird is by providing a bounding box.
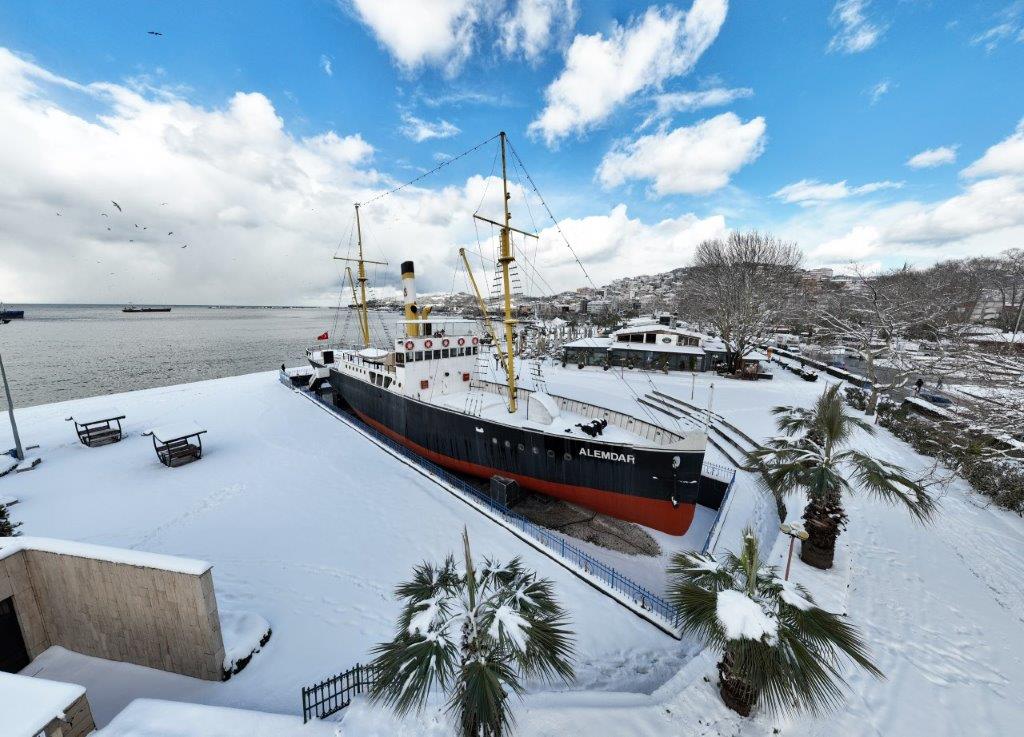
[106,227,111,231]
[111,201,122,212]
[147,31,163,36]
[181,244,188,249]
[160,202,167,206]
[167,231,173,235]
[101,213,108,217]
[56,212,61,216]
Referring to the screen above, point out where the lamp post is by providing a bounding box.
[780,523,809,581]
[0,352,24,461]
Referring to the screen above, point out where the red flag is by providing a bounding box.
[317,331,329,341]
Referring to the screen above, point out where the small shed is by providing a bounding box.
[145,423,207,467]
[65,408,125,447]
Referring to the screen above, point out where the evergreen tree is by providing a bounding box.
[667,528,882,717]
[748,383,935,569]
[0,503,21,537]
[369,529,575,736]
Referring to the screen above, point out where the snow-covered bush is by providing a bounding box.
[369,529,575,736]
[842,386,869,412]
[667,528,881,717]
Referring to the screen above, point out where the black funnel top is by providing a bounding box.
[401,260,414,275]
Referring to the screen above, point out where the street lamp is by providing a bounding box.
[1,316,39,474]
[780,523,809,581]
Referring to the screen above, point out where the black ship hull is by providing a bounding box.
[328,368,703,534]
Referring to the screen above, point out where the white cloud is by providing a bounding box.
[828,0,885,54]
[399,113,461,142]
[528,0,728,146]
[347,0,574,73]
[638,85,753,130]
[962,118,1024,177]
[0,47,734,304]
[868,78,893,105]
[319,54,333,76]
[598,113,765,196]
[533,204,727,287]
[773,178,903,206]
[500,0,577,61]
[970,3,1024,52]
[780,120,1024,270]
[906,145,958,169]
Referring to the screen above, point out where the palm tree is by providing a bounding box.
[369,529,575,736]
[667,529,882,717]
[749,383,935,569]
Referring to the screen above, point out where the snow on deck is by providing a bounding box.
[2,371,687,725]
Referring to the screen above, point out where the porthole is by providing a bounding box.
[532,446,539,454]
[563,452,572,461]
[504,440,511,448]
[492,437,498,445]
[517,443,525,452]
[547,449,555,458]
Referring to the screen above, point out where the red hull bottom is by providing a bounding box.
[353,409,695,535]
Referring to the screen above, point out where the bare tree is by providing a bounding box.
[680,232,802,372]
[814,263,985,414]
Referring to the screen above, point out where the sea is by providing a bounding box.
[0,304,400,408]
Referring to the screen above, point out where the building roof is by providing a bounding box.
[563,336,704,355]
[610,323,703,339]
[0,536,211,575]
[0,672,86,737]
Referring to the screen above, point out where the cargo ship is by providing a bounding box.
[309,133,707,534]
[122,305,172,313]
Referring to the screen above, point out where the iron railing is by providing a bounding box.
[301,662,379,722]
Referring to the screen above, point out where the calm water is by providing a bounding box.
[0,305,400,408]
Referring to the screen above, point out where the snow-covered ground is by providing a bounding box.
[5,365,1024,735]
[2,371,693,725]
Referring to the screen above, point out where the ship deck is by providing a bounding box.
[428,388,663,447]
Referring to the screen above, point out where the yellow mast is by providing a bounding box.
[458,247,506,367]
[472,131,537,413]
[334,203,386,348]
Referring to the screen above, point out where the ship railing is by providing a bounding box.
[279,371,686,633]
[473,379,687,447]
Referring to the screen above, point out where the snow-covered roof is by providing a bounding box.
[65,406,124,424]
[97,699,340,737]
[563,336,704,354]
[357,347,389,359]
[0,672,86,736]
[146,422,207,443]
[0,536,212,575]
[611,323,703,339]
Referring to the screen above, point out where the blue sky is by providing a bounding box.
[0,1,1022,304]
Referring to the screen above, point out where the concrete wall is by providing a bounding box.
[42,693,96,737]
[0,547,225,681]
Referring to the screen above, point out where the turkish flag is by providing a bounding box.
[317,331,329,341]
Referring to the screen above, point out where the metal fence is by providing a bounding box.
[302,662,379,722]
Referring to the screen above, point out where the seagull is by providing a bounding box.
[148,31,163,36]
[56,212,61,216]
[111,201,122,212]
[106,227,111,231]
[134,224,139,228]
[167,231,173,235]
[101,213,108,217]
[181,244,188,249]
[160,202,167,206]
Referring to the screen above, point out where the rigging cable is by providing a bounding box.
[506,137,597,290]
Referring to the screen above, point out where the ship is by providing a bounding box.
[308,133,707,535]
[122,305,172,313]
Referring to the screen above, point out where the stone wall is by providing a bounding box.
[0,543,225,681]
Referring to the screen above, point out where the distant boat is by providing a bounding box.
[0,309,24,322]
[122,305,172,313]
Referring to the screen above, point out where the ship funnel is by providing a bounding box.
[402,260,423,337]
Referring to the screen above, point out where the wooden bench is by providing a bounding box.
[66,410,126,447]
[144,423,207,468]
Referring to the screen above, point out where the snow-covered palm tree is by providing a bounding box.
[369,529,575,736]
[749,383,935,569]
[667,529,882,717]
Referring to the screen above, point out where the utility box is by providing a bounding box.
[488,476,521,507]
